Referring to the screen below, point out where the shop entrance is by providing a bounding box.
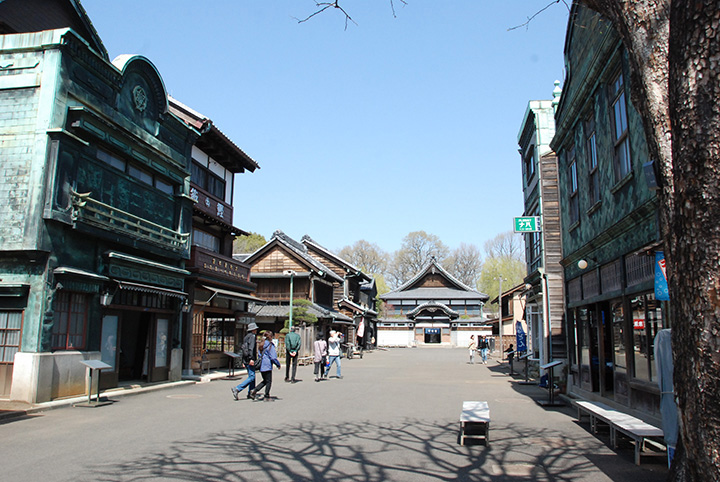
[424,328,441,344]
[118,312,150,381]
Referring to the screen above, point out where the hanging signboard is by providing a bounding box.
[514,216,541,233]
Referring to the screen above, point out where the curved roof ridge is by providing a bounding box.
[407,300,459,319]
[395,256,484,295]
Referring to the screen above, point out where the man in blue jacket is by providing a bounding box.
[231,322,259,400]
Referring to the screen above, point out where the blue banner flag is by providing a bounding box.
[655,251,670,301]
[516,321,527,354]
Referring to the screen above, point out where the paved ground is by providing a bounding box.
[0,348,668,481]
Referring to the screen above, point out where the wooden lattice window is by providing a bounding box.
[52,292,88,350]
[0,311,22,363]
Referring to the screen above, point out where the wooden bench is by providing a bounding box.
[459,401,490,446]
[298,356,313,366]
[575,400,665,465]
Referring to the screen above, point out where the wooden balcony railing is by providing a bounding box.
[71,190,188,252]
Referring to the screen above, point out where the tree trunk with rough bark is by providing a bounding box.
[581,0,720,479]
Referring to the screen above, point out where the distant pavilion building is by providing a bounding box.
[378,258,490,347]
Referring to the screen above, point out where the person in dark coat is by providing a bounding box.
[479,336,489,364]
[231,322,259,400]
[250,330,281,401]
[505,343,515,375]
[284,326,301,383]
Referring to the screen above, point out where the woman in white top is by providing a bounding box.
[326,330,342,379]
[468,335,477,364]
[313,332,328,381]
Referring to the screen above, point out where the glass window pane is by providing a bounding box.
[8,312,21,329]
[97,149,126,171]
[579,307,589,366]
[612,301,626,374]
[4,346,18,362]
[155,318,169,368]
[128,165,153,185]
[191,162,207,190]
[632,296,651,381]
[156,178,174,195]
[646,294,661,381]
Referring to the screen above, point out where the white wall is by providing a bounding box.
[377,329,413,347]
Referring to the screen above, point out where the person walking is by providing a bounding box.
[284,326,301,383]
[327,330,342,379]
[250,330,281,401]
[313,332,327,382]
[468,335,477,364]
[479,336,489,364]
[231,322,259,400]
[505,343,515,375]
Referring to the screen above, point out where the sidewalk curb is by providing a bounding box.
[0,368,245,423]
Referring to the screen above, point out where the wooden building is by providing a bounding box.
[379,258,490,348]
[168,98,262,374]
[487,284,530,353]
[517,84,567,369]
[0,0,197,402]
[301,236,378,349]
[244,231,353,353]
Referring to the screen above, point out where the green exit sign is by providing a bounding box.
[514,216,541,232]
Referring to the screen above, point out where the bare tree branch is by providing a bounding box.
[507,0,570,31]
[390,0,408,18]
[294,1,358,30]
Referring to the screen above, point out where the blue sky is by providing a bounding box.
[81,0,569,255]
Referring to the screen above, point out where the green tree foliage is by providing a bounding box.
[233,232,267,255]
[373,274,392,318]
[284,298,318,332]
[388,231,449,288]
[443,242,483,287]
[477,231,525,302]
[477,256,525,300]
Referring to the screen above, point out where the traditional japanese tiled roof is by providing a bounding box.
[301,235,371,282]
[252,302,353,322]
[245,231,344,284]
[381,257,489,302]
[338,297,378,317]
[406,300,459,320]
[168,96,259,173]
[383,287,487,301]
[360,278,376,291]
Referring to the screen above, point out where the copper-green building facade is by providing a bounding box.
[0,2,197,402]
[551,3,668,422]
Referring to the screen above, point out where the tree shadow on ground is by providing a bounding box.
[84,417,660,482]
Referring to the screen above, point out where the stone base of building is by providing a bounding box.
[10,351,101,404]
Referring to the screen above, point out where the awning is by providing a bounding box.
[53,266,109,281]
[328,320,354,326]
[0,284,30,297]
[117,281,187,299]
[199,284,266,304]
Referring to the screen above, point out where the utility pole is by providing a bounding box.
[495,275,506,356]
[284,270,297,330]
